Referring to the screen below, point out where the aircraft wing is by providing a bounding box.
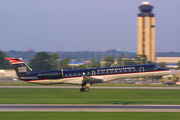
[88,76,104,84]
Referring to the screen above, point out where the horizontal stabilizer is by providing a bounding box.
[5,58,24,64]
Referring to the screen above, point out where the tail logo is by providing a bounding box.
[18,66,27,73]
[5,58,33,71]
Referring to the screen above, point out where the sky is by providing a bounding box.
[0,0,180,52]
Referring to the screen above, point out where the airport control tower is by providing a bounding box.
[137,2,155,62]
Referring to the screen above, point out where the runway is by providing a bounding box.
[0,86,180,89]
[0,86,180,112]
[0,104,180,112]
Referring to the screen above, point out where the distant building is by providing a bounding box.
[25,47,33,51]
[156,57,180,68]
[0,70,17,78]
[68,61,90,69]
[137,2,155,62]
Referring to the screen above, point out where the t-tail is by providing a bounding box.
[5,58,33,78]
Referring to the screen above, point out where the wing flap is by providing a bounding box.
[89,76,104,84]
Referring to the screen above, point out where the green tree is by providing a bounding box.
[121,53,125,66]
[30,52,51,70]
[147,61,156,64]
[158,62,167,69]
[76,65,86,69]
[117,57,122,66]
[135,54,147,64]
[104,56,115,67]
[61,58,70,70]
[95,60,100,68]
[117,54,126,66]
[50,54,59,70]
[90,59,100,68]
[124,58,136,66]
[177,61,180,69]
[0,50,12,69]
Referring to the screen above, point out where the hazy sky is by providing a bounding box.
[0,0,180,52]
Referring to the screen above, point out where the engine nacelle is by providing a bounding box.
[37,70,62,79]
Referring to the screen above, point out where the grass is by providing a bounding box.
[0,112,180,120]
[0,89,180,104]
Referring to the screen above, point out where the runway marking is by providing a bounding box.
[0,86,180,89]
[0,104,180,112]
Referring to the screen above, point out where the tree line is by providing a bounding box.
[26,52,157,70]
[5,50,180,61]
[1,50,177,70]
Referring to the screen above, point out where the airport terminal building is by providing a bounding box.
[156,57,180,68]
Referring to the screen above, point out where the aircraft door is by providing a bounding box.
[154,66,157,70]
[92,70,96,76]
[139,67,144,77]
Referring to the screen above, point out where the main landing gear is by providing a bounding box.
[80,86,89,92]
[80,76,90,92]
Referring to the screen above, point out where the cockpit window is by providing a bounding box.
[154,65,161,70]
[156,65,161,68]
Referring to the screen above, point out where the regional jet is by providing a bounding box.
[6,58,173,92]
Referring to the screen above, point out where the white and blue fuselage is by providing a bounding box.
[25,64,173,85]
[5,58,174,92]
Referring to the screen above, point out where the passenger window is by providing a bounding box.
[78,73,81,75]
[74,73,76,76]
[69,73,72,76]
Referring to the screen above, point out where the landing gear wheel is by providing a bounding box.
[85,87,89,92]
[80,88,85,92]
[162,80,166,84]
[80,75,90,92]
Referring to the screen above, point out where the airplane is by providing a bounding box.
[6,58,174,92]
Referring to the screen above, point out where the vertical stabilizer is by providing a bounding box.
[5,58,32,77]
